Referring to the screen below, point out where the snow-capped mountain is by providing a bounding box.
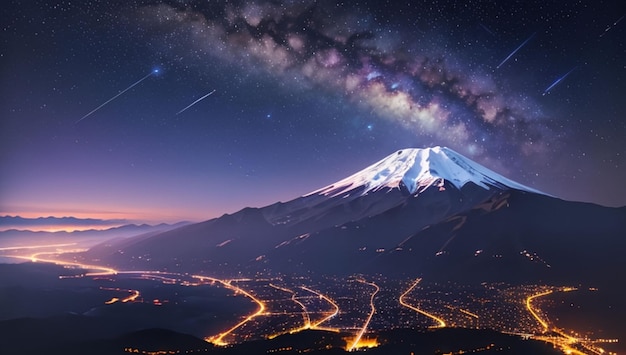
[85,147,626,285]
[261,146,540,228]
[308,146,543,197]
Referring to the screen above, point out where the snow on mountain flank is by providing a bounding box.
[306,146,544,197]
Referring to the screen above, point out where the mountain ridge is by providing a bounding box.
[82,146,626,286]
[261,146,536,229]
[306,146,544,198]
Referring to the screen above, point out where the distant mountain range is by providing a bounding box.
[86,147,626,286]
[0,216,129,231]
[0,222,189,237]
[0,221,191,252]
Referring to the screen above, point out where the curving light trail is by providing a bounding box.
[348,279,380,351]
[444,304,479,325]
[525,289,553,330]
[300,286,339,329]
[524,288,604,355]
[10,251,117,276]
[399,278,446,328]
[269,283,311,331]
[458,308,479,319]
[101,287,141,304]
[4,245,263,347]
[193,275,266,346]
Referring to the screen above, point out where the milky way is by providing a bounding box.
[1,0,625,221]
[137,1,555,166]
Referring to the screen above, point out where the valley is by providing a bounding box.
[2,147,624,354]
[0,247,621,354]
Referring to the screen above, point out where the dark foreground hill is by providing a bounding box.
[0,321,562,355]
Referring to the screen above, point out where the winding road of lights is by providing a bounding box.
[348,279,380,351]
[399,278,446,328]
[0,244,616,355]
[192,275,266,346]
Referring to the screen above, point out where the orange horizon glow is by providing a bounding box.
[1,203,237,226]
[0,210,205,233]
[0,212,188,226]
[0,225,128,233]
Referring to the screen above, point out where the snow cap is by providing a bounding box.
[307,146,543,197]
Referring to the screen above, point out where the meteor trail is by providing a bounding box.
[479,23,496,37]
[75,69,158,124]
[542,67,577,96]
[600,14,624,37]
[496,33,536,69]
[176,90,216,115]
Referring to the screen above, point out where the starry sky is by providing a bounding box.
[1,0,625,223]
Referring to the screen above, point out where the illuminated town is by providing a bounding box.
[3,0,626,352]
[0,244,619,355]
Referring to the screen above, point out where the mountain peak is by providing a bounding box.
[307,146,544,197]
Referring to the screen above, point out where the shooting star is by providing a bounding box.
[600,14,624,37]
[496,33,536,69]
[479,23,496,37]
[542,67,577,96]
[76,69,159,124]
[176,90,216,115]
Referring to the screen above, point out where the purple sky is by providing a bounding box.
[2,1,625,223]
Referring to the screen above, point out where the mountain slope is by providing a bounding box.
[359,191,626,284]
[87,147,626,285]
[261,147,542,227]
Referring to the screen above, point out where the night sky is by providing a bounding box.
[2,0,625,223]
